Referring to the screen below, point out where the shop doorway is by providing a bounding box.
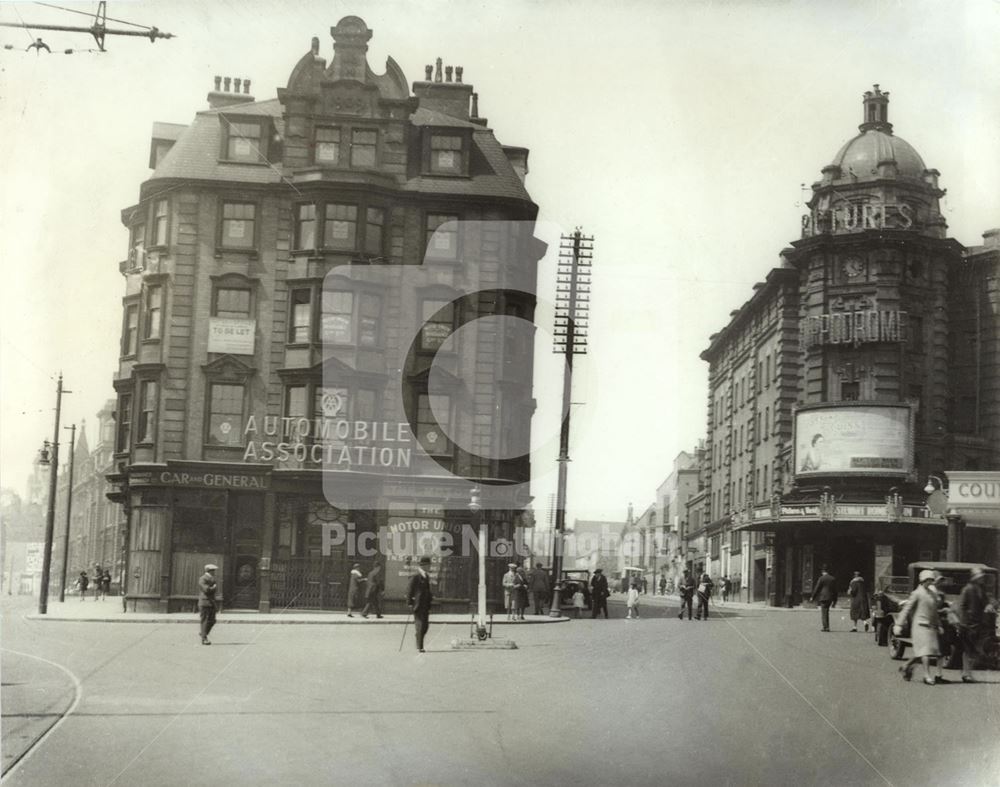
[228,494,263,609]
[753,558,767,602]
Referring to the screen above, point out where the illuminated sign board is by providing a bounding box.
[794,404,912,478]
[802,198,916,237]
[802,308,907,348]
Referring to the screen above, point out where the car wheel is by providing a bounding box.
[890,639,905,660]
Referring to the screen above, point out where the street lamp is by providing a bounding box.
[923,475,964,561]
[469,485,488,641]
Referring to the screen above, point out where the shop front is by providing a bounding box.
[116,461,516,613]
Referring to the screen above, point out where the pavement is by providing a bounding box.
[23,598,569,625]
[3,593,999,786]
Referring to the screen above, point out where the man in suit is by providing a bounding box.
[810,566,838,632]
[361,563,384,619]
[529,563,550,616]
[590,568,610,619]
[678,571,696,620]
[198,564,219,645]
[407,556,433,653]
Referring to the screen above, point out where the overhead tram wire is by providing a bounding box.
[0,1,175,52]
[34,1,154,29]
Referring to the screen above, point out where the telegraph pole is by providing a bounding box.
[58,423,77,603]
[549,229,592,617]
[38,374,70,615]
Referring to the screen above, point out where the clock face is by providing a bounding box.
[843,256,865,278]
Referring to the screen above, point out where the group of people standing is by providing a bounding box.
[502,563,552,619]
[76,566,111,600]
[346,562,385,619]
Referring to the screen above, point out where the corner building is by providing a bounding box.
[108,17,543,612]
[697,87,1000,605]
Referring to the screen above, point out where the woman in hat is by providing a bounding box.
[848,571,871,632]
[895,569,943,685]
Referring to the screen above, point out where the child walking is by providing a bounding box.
[572,586,585,618]
[626,583,640,619]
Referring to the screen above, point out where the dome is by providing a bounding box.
[830,129,927,181]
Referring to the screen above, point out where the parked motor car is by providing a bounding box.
[887,562,998,669]
[559,569,592,610]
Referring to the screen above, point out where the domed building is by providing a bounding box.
[690,86,1000,605]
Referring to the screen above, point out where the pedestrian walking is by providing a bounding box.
[407,556,433,653]
[957,566,991,683]
[198,563,218,645]
[513,565,528,620]
[626,583,640,619]
[658,576,666,596]
[346,563,366,617]
[590,568,610,619]
[77,571,89,601]
[695,573,713,620]
[847,571,871,632]
[810,566,838,632]
[361,563,384,619]
[529,563,550,615]
[641,577,648,595]
[502,563,517,620]
[102,569,112,598]
[678,570,695,620]
[721,576,731,603]
[895,569,943,685]
[572,585,585,618]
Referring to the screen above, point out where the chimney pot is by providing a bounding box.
[311,36,319,55]
[445,66,453,82]
[471,92,479,118]
[455,66,463,83]
[214,75,222,91]
[244,79,251,94]
[234,78,242,93]
[434,57,443,83]
[224,77,232,92]
[425,64,433,80]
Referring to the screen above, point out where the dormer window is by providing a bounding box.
[222,118,265,163]
[425,132,468,176]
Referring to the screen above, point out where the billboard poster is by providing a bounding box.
[794,404,911,477]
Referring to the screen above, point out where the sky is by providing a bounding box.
[1,0,998,528]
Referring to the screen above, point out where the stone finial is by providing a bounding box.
[244,79,251,94]
[311,36,319,55]
[224,76,231,92]
[445,66,453,83]
[425,64,433,80]
[434,57,443,83]
[234,78,242,93]
[214,75,222,90]
[455,66,463,83]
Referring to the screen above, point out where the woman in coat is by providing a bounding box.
[346,563,366,617]
[848,571,871,632]
[895,569,943,685]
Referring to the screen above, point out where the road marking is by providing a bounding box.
[0,649,83,783]
[721,618,895,787]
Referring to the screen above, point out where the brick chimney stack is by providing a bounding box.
[412,57,473,120]
[207,75,255,110]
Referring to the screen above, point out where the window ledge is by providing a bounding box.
[140,338,162,345]
[216,159,271,167]
[215,247,259,259]
[203,444,246,451]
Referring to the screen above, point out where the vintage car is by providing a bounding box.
[887,562,998,669]
[559,569,592,610]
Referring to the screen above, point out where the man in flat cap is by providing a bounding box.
[198,564,219,645]
[407,556,433,653]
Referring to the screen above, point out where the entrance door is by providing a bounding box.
[753,558,767,602]
[228,494,263,609]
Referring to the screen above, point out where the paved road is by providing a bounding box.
[3,595,998,786]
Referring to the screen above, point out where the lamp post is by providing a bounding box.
[469,485,488,641]
[924,475,964,561]
[58,423,77,602]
